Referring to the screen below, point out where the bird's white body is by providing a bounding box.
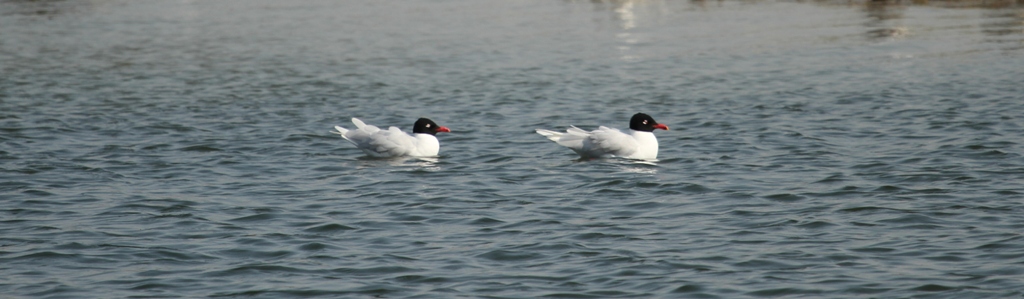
[536,125,659,160]
[333,118,441,157]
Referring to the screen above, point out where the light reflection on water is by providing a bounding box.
[618,160,660,174]
[580,0,1024,50]
[354,156,442,171]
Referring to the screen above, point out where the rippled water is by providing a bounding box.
[2,0,1024,298]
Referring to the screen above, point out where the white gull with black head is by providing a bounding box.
[535,113,669,160]
[332,117,451,158]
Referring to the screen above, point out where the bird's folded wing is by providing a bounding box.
[587,126,637,156]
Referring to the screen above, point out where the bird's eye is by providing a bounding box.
[643,120,648,124]
[426,124,431,128]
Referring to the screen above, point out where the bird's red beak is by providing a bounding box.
[437,126,451,133]
[653,124,669,130]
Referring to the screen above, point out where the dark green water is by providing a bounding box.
[2,0,1023,298]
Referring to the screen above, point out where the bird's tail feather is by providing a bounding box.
[351,118,367,129]
[535,129,563,142]
[566,126,589,136]
[537,128,586,150]
[331,125,352,142]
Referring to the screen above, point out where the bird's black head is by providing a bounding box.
[412,118,451,135]
[629,113,669,132]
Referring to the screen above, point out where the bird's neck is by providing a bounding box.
[630,129,659,159]
[413,133,440,156]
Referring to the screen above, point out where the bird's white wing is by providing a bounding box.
[351,118,379,134]
[368,127,416,157]
[536,126,589,151]
[584,126,638,157]
[340,124,415,157]
[335,118,383,145]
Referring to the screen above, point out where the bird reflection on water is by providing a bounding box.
[355,156,442,171]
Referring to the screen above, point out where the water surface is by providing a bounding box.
[2,0,1023,298]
